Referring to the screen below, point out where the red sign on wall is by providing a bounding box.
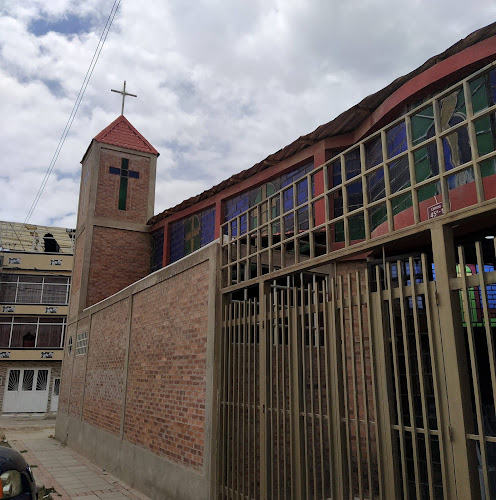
[427,202,444,219]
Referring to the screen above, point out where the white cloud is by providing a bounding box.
[0,0,495,227]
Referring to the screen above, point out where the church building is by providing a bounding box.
[57,22,496,500]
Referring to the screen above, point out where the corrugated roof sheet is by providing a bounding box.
[0,221,75,254]
[147,21,496,225]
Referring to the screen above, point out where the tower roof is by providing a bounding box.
[82,115,159,162]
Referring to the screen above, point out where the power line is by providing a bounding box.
[23,0,122,225]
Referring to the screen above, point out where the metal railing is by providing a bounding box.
[221,61,496,289]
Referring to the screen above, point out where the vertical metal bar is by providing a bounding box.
[259,281,269,500]
[314,280,326,499]
[396,260,422,500]
[325,278,339,499]
[248,299,252,500]
[272,290,277,499]
[475,241,496,431]
[420,254,449,500]
[227,302,233,498]
[339,274,353,496]
[221,303,229,498]
[254,297,258,500]
[356,269,373,499]
[275,287,281,499]
[458,245,491,500]
[242,300,247,498]
[408,257,435,500]
[385,262,409,498]
[280,289,288,500]
[231,302,239,497]
[306,283,318,497]
[291,285,304,500]
[287,286,295,499]
[372,265,398,499]
[430,225,478,499]
[347,273,363,499]
[236,302,243,498]
[299,281,310,499]
[365,267,384,499]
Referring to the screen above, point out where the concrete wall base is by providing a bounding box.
[55,413,208,500]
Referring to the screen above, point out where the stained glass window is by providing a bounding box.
[224,161,314,236]
[386,121,407,158]
[470,69,496,115]
[169,206,216,264]
[150,227,164,272]
[365,136,383,169]
[411,105,435,146]
[345,148,361,179]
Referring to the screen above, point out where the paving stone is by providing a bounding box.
[5,429,152,500]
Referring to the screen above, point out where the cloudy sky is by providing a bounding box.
[1,0,495,228]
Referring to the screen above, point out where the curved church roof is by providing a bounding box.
[147,21,496,224]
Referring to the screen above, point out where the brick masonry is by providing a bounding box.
[87,227,150,307]
[59,254,212,474]
[95,149,151,222]
[124,261,209,470]
[82,298,128,435]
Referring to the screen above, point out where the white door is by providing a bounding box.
[3,368,50,413]
[50,378,60,411]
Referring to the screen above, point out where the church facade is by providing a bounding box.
[57,23,496,500]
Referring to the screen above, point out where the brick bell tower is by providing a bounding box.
[69,114,159,319]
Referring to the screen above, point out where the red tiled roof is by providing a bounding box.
[93,115,159,155]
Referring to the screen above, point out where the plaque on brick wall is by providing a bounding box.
[8,257,20,265]
[41,352,54,359]
[2,306,15,313]
[45,306,58,314]
[0,352,10,359]
[50,259,62,266]
[427,202,444,219]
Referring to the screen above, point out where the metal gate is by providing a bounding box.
[3,368,51,413]
[218,239,496,499]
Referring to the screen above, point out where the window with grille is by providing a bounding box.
[76,331,88,355]
[7,370,20,391]
[0,274,70,305]
[0,316,65,348]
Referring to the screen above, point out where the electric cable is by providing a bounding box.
[23,0,122,225]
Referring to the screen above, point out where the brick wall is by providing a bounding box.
[87,227,150,307]
[124,260,209,471]
[82,299,128,435]
[95,150,150,222]
[58,252,213,474]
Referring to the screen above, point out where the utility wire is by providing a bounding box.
[23,0,122,225]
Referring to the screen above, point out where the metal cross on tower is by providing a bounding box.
[111,81,137,115]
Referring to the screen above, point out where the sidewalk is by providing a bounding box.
[2,417,151,500]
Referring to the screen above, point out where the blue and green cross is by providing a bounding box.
[109,158,140,210]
